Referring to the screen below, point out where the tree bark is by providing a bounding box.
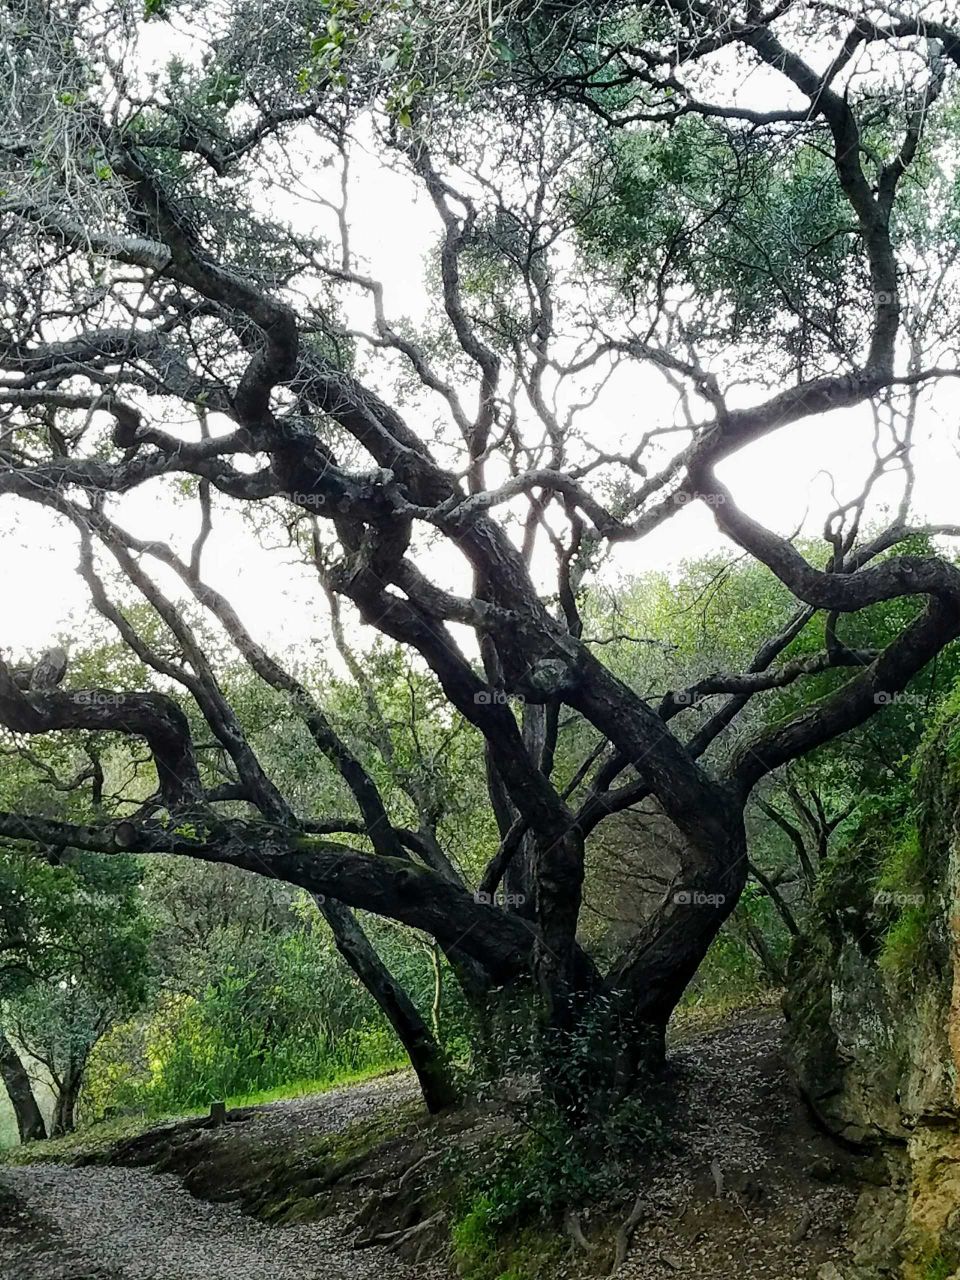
[600,822,751,1101]
[316,897,458,1113]
[429,941,443,1043]
[51,1072,82,1136]
[0,1031,46,1143]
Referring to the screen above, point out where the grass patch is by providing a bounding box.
[0,1109,200,1167]
[924,1255,956,1280]
[876,826,924,893]
[878,903,935,977]
[451,1197,564,1280]
[225,1058,406,1109]
[0,1062,408,1169]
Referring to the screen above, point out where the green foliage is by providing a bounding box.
[570,120,861,364]
[0,850,151,1131]
[451,1194,498,1261]
[681,901,777,1008]
[90,916,411,1115]
[448,998,672,1278]
[876,825,924,896]
[814,686,960,988]
[302,0,428,114]
[138,997,400,1114]
[450,1189,565,1280]
[923,1253,957,1280]
[0,853,145,1000]
[1,856,147,990]
[877,905,934,979]
[6,541,957,1142]
[449,1083,667,1278]
[83,851,461,1118]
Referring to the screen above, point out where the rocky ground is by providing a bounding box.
[0,1011,865,1280]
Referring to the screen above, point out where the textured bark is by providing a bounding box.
[0,1031,46,1143]
[51,1071,81,1136]
[0,811,533,984]
[3,1,960,1112]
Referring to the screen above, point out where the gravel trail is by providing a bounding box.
[0,1073,433,1280]
[1,1163,422,1280]
[0,1016,859,1280]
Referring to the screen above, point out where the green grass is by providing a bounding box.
[450,1191,565,1280]
[924,1254,956,1280]
[876,826,924,893]
[224,1057,407,1109]
[0,1110,199,1166]
[1,1060,408,1168]
[878,903,932,974]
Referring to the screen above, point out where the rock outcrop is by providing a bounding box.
[785,715,960,1280]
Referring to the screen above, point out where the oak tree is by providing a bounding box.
[3,0,960,1101]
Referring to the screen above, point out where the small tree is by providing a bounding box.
[0,849,150,1135]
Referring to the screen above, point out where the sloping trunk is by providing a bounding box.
[0,1031,46,1143]
[316,897,458,1113]
[602,838,750,1100]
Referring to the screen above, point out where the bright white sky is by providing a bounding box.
[3,16,959,665]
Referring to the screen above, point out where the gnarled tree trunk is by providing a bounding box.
[51,1069,82,1137]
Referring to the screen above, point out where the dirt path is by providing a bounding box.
[0,1074,429,1280]
[0,1163,430,1280]
[0,1013,861,1280]
[611,1009,858,1279]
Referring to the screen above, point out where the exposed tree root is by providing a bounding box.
[396,1149,439,1192]
[790,1204,813,1244]
[608,1192,646,1276]
[355,1209,445,1250]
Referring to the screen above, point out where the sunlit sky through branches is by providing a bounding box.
[4,11,959,663]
